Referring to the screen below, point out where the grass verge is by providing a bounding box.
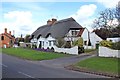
[75,57,119,76]
[2,48,70,61]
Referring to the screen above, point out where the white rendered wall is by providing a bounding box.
[53,46,78,55]
[107,37,120,42]
[99,46,120,58]
[90,32,103,48]
[37,35,55,49]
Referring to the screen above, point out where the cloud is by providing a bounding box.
[96,0,119,8]
[70,4,97,20]
[0,11,45,37]
[70,4,97,32]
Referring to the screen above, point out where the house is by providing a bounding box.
[90,32,103,49]
[107,37,120,42]
[0,28,15,48]
[30,17,84,49]
[80,27,103,49]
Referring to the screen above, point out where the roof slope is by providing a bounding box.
[31,17,83,39]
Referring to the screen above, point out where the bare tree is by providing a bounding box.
[92,2,120,39]
[93,8,115,29]
[115,1,120,26]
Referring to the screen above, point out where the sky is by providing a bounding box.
[0,0,119,37]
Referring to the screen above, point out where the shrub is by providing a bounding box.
[64,41,71,48]
[100,40,113,48]
[73,37,83,47]
[78,46,84,54]
[72,40,78,46]
[78,37,83,47]
[55,38,65,48]
[32,45,37,49]
[111,41,120,50]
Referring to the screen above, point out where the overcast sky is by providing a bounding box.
[0,0,119,37]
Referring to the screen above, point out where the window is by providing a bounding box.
[84,41,87,45]
[42,41,44,46]
[49,41,51,46]
[71,30,79,36]
[1,36,4,40]
[10,40,13,44]
[53,41,56,45]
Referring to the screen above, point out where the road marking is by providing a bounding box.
[0,63,8,67]
[18,71,34,78]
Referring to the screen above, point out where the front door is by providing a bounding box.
[39,41,42,48]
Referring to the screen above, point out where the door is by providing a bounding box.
[39,41,42,48]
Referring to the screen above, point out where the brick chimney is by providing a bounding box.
[47,20,52,25]
[52,18,57,24]
[5,28,7,33]
[9,31,11,35]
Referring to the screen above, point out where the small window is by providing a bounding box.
[71,30,79,36]
[10,40,12,44]
[1,36,4,40]
[42,41,44,46]
[84,41,87,45]
[49,41,51,46]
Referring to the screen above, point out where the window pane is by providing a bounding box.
[1,36,4,40]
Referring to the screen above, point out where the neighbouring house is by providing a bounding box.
[90,32,103,49]
[79,27,103,49]
[107,37,120,42]
[30,17,84,49]
[0,28,15,48]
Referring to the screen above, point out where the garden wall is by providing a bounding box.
[99,46,120,58]
[54,46,78,55]
[84,45,94,49]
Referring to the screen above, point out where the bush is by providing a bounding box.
[32,45,37,49]
[72,40,78,46]
[111,41,120,50]
[26,44,31,48]
[100,40,113,48]
[56,38,65,48]
[64,41,71,48]
[73,37,83,47]
[78,46,84,54]
[78,37,83,47]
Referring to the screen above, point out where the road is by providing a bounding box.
[2,53,108,79]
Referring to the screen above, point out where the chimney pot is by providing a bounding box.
[52,18,57,24]
[9,31,11,35]
[5,28,7,33]
[47,20,52,25]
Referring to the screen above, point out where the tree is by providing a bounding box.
[24,34,30,43]
[19,34,24,42]
[115,1,120,26]
[92,2,120,39]
[93,9,115,29]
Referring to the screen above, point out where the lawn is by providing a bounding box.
[2,48,70,60]
[75,57,119,75]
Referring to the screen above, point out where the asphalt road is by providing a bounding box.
[2,53,108,78]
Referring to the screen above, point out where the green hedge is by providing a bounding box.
[100,40,120,50]
[111,41,120,50]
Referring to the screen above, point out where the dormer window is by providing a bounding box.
[71,30,79,36]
